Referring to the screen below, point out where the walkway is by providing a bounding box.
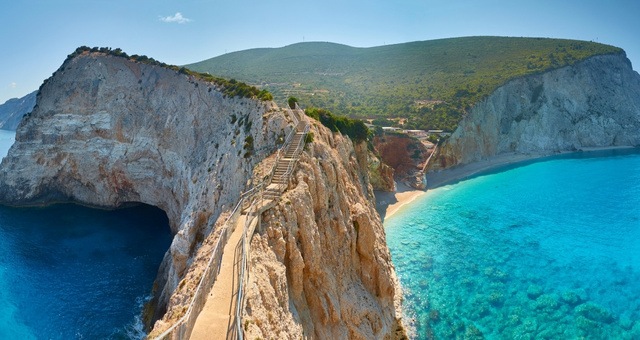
[188,107,308,340]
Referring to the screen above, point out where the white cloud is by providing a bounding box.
[159,12,192,24]
[9,82,16,88]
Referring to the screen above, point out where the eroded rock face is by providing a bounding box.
[0,52,287,324]
[433,53,640,169]
[243,122,406,339]
[367,149,395,192]
[373,133,430,189]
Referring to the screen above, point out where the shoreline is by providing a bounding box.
[375,146,638,220]
[374,183,425,221]
[426,145,637,190]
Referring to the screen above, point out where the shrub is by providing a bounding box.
[288,97,298,109]
[305,107,369,143]
[64,46,273,101]
[304,132,314,144]
[243,135,254,158]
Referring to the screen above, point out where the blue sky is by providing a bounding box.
[1,0,638,103]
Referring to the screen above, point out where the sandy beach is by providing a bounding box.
[375,183,426,221]
[375,146,638,220]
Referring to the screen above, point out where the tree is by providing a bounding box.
[288,97,298,109]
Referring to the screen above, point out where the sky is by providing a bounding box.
[1,0,639,103]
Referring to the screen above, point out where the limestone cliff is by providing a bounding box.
[0,51,288,324]
[367,149,395,192]
[373,133,430,189]
[432,53,640,170]
[0,50,406,338]
[243,121,405,339]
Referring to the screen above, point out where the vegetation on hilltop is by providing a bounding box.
[187,37,623,131]
[60,46,272,101]
[305,107,369,143]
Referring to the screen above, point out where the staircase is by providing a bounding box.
[250,113,308,205]
[187,105,309,340]
[155,105,309,340]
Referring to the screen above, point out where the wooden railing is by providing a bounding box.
[151,187,258,340]
[150,105,308,340]
[235,105,309,340]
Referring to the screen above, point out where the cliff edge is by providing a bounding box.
[431,53,640,170]
[0,50,405,338]
[0,51,286,325]
[243,121,405,339]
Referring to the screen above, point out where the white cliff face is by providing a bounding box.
[0,52,288,322]
[0,51,407,338]
[243,122,405,339]
[433,53,640,169]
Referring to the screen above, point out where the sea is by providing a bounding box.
[385,148,640,339]
[0,129,172,339]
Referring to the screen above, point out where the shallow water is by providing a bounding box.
[386,149,640,339]
[1,129,172,338]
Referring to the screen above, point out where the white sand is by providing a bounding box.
[375,146,637,220]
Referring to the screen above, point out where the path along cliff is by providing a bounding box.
[239,119,405,339]
[0,51,405,338]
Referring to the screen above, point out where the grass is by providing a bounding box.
[186,36,622,131]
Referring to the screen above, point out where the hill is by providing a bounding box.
[187,37,623,131]
[0,91,37,131]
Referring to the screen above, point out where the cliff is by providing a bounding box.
[432,53,640,170]
[0,50,405,338]
[373,133,431,189]
[0,51,287,324]
[0,90,36,130]
[368,149,395,192]
[243,121,405,339]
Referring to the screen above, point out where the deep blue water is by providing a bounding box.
[386,149,640,339]
[0,131,173,339]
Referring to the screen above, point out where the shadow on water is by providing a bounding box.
[0,202,172,339]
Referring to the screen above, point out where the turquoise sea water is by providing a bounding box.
[385,149,640,339]
[0,131,173,339]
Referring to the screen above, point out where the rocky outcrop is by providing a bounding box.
[243,121,405,339]
[373,133,431,189]
[368,150,395,192]
[0,51,289,325]
[432,53,640,170]
[0,91,36,130]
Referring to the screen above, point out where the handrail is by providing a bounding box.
[151,186,255,340]
[154,104,308,340]
[264,119,298,187]
[235,105,309,340]
[235,191,260,339]
[272,123,309,185]
[421,143,439,172]
[287,106,299,128]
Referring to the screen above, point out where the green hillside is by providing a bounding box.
[187,37,622,131]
